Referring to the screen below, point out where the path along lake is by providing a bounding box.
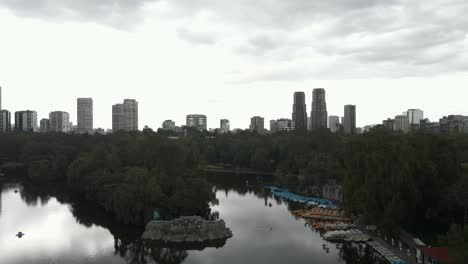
[0,176,384,264]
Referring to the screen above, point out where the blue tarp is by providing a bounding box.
[264,186,337,209]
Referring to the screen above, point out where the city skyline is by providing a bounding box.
[1,1,468,130]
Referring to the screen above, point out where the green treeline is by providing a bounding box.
[1,128,467,233]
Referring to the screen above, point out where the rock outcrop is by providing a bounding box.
[141,216,233,248]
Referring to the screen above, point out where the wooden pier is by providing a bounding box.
[368,241,405,264]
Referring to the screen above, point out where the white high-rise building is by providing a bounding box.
[77,98,93,134]
[186,114,207,131]
[123,99,138,131]
[112,104,124,132]
[49,111,70,133]
[329,116,340,133]
[250,116,266,134]
[407,109,424,126]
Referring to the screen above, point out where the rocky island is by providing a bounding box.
[141,216,233,249]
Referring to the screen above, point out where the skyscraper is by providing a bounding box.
[394,115,410,133]
[343,105,356,134]
[186,114,207,131]
[123,99,138,131]
[0,110,11,132]
[220,119,230,133]
[77,98,93,134]
[15,111,38,132]
[49,111,70,133]
[250,116,265,134]
[292,92,307,130]
[328,116,340,133]
[311,88,328,129]
[112,104,124,132]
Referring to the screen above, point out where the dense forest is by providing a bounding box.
[1,128,468,259]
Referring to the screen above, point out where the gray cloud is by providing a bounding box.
[2,0,468,78]
[176,27,217,45]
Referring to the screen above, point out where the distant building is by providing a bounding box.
[186,114,207,131]
[39,118,50,133]
[407,109,424,126]
[112,99,139,132]
[328,116,340,133]
[307,117,312,131]
[0,86,2,110]
[382,118,395,130]
[439,115,468,134]
[123,99,138,131]
[250,116,265,134]
[343,105,356,134]
[292,92,308,130]
[15,110,38,132]
[94,128,106,134]
[420,119,440,134]
[162,120,176,131]
[394,115,410,133]
[0,110,11,132]
[49,111,71,133]
[270,118,293,133]
[362,124,378,133]
[220,119,230,133]
[311,88,328,129]
[77,98,93,134]
[112,104,124,132]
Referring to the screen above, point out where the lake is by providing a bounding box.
[0,176,383,264]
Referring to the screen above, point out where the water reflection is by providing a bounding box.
[1,176,381,264]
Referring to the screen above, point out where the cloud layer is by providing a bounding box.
[1,0,468,79]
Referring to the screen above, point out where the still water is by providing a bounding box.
[0,177,381,264]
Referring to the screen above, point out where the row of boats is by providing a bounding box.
[293,208,351,222]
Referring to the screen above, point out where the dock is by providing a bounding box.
[368,241,406,264]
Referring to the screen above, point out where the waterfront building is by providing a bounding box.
[77,98,93,134]
[49,111,70,133]
[15,110,38,132]
[343,105,356,135]
[162,120,176,131]
[220,119,230,133]
[328,116,340,133]
[250,116,266,134]
[292,92,308,130]
[39,118,50,133]
[394,115,410,133]
[311,88,328,129]
[0,110,11,132]
[186,114,207,131]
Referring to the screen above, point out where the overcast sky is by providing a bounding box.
[1,0,467,129]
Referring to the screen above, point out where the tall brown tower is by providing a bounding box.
[292,92,308,130]
[311,88,328,129]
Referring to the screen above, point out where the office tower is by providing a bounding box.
[311,88,328,129]
[0,85,2,110]
[383,118,395,130]
[394,115,410,133]
[15,111,38,132]
[112,104,124,131]
[343,105,356,134]
[270,120,278,133]
[39,118,50,133]
[307,117,312,131]
[0,110,11,132]
[439,115,468,134]
[407,109,424,126]
[328,116,340,133]
[123,99,138,131]
[49,111,70,133]
[77,98,93,134]
[292,92,307,130]
[250,116,265,134]
[186,114,207,131]
[220,119,230,133]
[162,120,176,131]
